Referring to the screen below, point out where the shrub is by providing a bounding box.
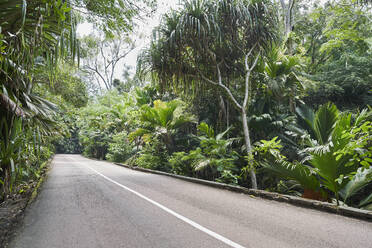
[135,138,170,172]
[106,132,134,162]
[168,152,195,176]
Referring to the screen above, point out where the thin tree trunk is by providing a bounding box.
[280,0,296,36]
[219,95,227,132]
[197,46,259,189]
[226,101,230,138]
[164,132,175,154]
[280,0,296,54]
[241,108,257,189]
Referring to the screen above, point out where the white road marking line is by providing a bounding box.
[75,160,247,248]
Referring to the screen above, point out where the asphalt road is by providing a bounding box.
[9,154,372,248]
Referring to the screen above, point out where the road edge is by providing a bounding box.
[113,162,372,222]
[27,156,54,205]
[1,155,54,248]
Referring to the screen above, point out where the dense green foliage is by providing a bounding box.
[1,0,371,210]
[0,0,149,200]
[0,0,79,200]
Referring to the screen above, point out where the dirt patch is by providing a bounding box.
[0,183,36,247]
[0,159,52,247]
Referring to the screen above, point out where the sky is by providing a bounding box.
[77,0,180,79]
[76,0,330,82]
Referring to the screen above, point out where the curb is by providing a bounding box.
[27,156,54,206]
[113,162,372,222]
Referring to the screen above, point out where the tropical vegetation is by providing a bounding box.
[1,0,371,210]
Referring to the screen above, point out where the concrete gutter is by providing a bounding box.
[114,162,372,222]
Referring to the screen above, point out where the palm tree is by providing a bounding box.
[263,46,304,113]
[129,99,196,153]
[301,104,371,203]
[139,0,278,189]
[0,0,77,118]
[193,122,239,182]
[262,103,372,204]
[0,0,76,197]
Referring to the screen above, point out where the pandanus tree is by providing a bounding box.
[0,0,153,197]
[0,0,77,196]
[139,0,277,188]
[0,0,77,120]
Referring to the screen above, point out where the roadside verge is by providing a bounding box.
[113,162,372,222]
[0,156,54,247]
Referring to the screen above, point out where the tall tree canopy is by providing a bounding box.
[71,0,156,35]
[0,0,150,198]
[0,0,77,124]
[140,0,278,188]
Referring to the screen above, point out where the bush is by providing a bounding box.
[135,138,170,172]
[168,152,195,176]
[106,132,134,162]
[216,170,239,185]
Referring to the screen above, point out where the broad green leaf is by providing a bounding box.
[339,167,372,203]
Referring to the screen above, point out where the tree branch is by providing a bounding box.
[196,65,242,110]
[85,65,109,90]
[280,0,286,10]
[243,46,260,109]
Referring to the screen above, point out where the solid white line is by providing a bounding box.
[78,161,247,248]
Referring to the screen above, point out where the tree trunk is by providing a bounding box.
[241,108,257,189]
[219,95,227,132]
[164,132,175,154]
[280,0,296,36]
[280,0,296,54]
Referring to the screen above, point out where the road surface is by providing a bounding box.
[9,155,372,248]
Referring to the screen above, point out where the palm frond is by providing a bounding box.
[339,167,372,204]
[128,128,151,142]
[197,122,215,138]
[359,193,372,209]
[295,104,316,140]
[194,158,211,171]
[261,159,320,191]
[314,103,339,145]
